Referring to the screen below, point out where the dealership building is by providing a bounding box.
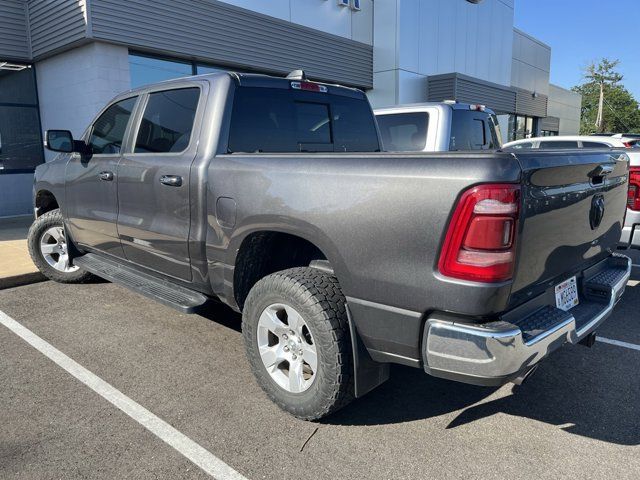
[0,0,581,217]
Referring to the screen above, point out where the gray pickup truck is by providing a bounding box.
[29,71,631,420]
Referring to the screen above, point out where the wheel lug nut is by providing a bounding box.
[289,330,295,336]
[292,354,297,360]
[282,334,288,340]
[284,346,289,352]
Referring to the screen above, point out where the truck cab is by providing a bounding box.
[374,102,503,152]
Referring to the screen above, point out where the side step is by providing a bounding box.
[74,253,208,313]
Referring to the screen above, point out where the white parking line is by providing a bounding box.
[0,310,248,480]
[598,336,640,352]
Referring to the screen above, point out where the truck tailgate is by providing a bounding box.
[510,149,629,301]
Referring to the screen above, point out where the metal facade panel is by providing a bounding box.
[515,87,548,117]
[540,116,560,132]
[427,73,516,114]
[89,0,373,88]
[28,0,87,58]
[0,1,30,60]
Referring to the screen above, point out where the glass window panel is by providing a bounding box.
[89,97,137,155]
[376,112,428,152]
[538,141,579,149]
[129,54,193,88]
[134,88,200,153]
[581,141,610,149]
[0,67,38,105]
[196,64,227,75]
[295,102,330,145]
[330,95,380,152]
[0,106,44,171]
[450,111,489,151]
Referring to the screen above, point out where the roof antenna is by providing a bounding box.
[286,69,307,81]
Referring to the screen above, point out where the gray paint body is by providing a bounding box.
[34,72,629,367]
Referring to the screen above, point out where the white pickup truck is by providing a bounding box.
[374,101,503,152]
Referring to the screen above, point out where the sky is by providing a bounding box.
[514,0,639,99]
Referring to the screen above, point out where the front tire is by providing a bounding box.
[27,209,93,283]
[242,267,354,420]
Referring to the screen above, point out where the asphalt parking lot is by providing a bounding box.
[2,255,640,479]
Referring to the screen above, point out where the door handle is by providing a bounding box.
[99,171,114,181]
[160,175,183,187]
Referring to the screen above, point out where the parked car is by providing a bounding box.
[30,71,631,420]
[374,102,502,152]
[503,135,640,248]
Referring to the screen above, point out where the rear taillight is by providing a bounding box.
[438,184,520,282]
[628,167,640,210]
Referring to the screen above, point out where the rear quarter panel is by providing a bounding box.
[206,151,522,315]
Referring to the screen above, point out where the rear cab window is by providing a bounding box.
[449,110,500,151]
[227,86,380,153]
[376,112,429,152]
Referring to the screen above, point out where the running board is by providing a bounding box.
[74,253,208,313]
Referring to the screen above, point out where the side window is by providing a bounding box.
[510,142,534,150]
[581,141,610,149]
[539,141,579,149]
[89,97,137,155]
[376,112,429,152]
[134,87,200,153]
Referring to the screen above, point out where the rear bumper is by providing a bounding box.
[620,208,640,248]
[422,254,631,386]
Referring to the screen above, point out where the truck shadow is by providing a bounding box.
[325,345,639,445]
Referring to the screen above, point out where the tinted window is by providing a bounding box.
[376,113,428,152]
[129,54,192,88]
[134,88,200,153]
[538,141,579,149]
[509,142,534,150]
[295,102,331,145]
[449,110,498,151]
[581,141,610,149]
[89,97,137,155]
[228,87,379,153]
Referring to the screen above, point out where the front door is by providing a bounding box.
[65,96,138,256]
[117,86,201,281]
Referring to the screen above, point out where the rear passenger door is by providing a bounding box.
[116,85,203,281]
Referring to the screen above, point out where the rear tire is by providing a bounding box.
[242,267,354,420]
[27,209,93,284]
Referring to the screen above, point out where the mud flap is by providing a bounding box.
[346,304,390,397]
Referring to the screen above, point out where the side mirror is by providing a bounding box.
[45,130,75,153]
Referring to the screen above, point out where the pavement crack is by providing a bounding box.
[299,426,319,453]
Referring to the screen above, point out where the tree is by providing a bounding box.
[572,59,640,134]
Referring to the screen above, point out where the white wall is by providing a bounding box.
[548,83,582,135]
[511,28,550,96]
[369,0,515,107]
[217,0,373,44]
[36,42,131,160]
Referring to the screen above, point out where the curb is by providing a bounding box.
[0,272,47,290]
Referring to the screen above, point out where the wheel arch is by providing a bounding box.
[34,189,59,217]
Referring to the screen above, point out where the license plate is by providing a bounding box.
[555,276,579,311]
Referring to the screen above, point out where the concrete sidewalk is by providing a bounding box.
[0,215,44,289]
